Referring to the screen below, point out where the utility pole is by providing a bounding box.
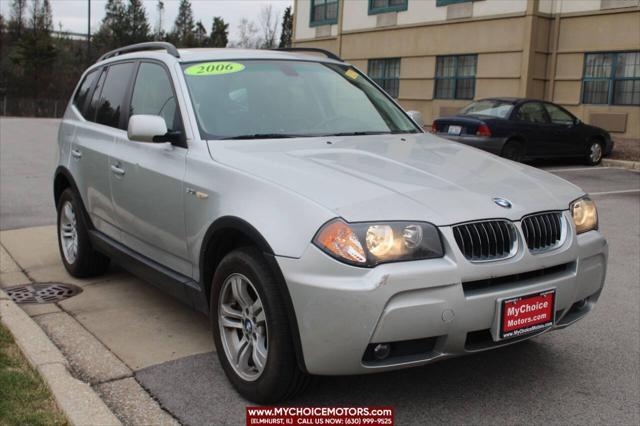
[156,1,165,40]
[87,0,91,61]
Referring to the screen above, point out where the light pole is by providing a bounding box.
[87,0,91,61]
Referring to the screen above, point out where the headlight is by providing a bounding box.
[571,197,598,234]
[313,219,444,267]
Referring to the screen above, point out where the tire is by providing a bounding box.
[56,188,110,277]
[211,247,310,403]
[501,140,525,162]
[585,139,604,166]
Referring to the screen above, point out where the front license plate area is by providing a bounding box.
[495,289,555,341]
[448,125,462,135]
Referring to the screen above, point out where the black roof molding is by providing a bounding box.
[272,47,343,62]
[97,42,180,63]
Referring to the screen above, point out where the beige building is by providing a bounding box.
[293,0,640,138]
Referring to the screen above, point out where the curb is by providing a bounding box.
[0,296,122,426]
[602,158,640,170]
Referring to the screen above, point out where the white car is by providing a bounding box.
[54,42,608,403]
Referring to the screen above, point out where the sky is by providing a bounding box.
[0,0,294,42]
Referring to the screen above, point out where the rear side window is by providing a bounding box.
[73,69,99,118]
[95,62,136,129]
[86,70,107,122]
[544,103,574,125]
[515,102,549,124]
[130,62,182,132]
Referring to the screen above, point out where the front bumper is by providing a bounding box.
[277,212,608,375]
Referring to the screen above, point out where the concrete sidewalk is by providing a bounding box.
[1,225,213,370]
[0,225,209,425]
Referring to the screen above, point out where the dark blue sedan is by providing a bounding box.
[432,98,613,165]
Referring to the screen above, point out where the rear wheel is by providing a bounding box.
[501,140,525,162]
[211,247,310,403]
[56,188,109,277]
[585,139,604,166]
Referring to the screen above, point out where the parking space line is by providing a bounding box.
[590,189,640,196]
[545,167,613,173]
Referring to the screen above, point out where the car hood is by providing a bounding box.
[207,133,584,226]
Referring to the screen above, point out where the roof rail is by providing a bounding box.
[272,47,343,62]
[97,42,180,63]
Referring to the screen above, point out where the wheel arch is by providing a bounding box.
[53,166,94,230]
[54,166,76,207]
[501,135,526,155]
[505,134,525,144]
[199,216,308,373]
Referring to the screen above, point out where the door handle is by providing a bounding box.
[71,149,82,159]
[110,164,125,176]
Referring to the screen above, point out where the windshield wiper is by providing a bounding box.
[326,130,420,136]
[222,133,302,140]
[325,131,393,136]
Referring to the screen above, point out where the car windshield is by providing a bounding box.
[181,60,419,139]
[460,100,514,118]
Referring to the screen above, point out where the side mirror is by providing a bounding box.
[407,110,424,128]
[127,115,168,143]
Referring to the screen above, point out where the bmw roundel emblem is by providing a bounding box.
[493,197,512,209]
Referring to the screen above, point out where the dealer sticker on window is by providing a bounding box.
[498,289,555,340]
[184,62,245,76]
[345,69,359,80]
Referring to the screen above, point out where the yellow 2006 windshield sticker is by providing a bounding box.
[185,62,245,76]
[345,69,359,80]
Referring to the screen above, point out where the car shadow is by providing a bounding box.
[138,335,601,425]
[526,157,591,168]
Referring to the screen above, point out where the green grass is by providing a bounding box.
[0,323,67,426]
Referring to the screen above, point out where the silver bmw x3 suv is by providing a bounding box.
[54,42,608,402]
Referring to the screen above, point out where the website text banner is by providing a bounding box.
[246,406,394,425]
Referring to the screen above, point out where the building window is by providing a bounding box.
[436,0,473,6]
[368,58,401,98]
[310,0,339,27]
[434,55,477,100]
[369,0,408,15]
[583,51,640,106]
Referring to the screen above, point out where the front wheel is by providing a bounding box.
[585,140,604,166]
[211,247,310,403]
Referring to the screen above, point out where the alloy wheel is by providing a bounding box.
[590,142,603,164]
[59,201,79,264]
[218,273,268,381]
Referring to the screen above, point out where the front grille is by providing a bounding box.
[452,220,517,261]
[521,212,563,252]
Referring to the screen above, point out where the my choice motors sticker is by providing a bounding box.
[501,290,555,339]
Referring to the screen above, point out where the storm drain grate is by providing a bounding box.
[5,283,82,304]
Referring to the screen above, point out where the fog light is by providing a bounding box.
[373,343,391,360]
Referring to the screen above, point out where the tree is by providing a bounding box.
[258,4,278,49]
[92,0,128,53]
[278,6,293,48]
[209,17,229,48]
[127,0,151,44]
[0,14,7,87]
[8,0,27,39]
[11,0,57,98]
[194,20,207,47]
[233,18,259,48]
[171,0,195,47]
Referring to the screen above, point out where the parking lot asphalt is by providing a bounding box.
[0,118,58,230]
[0,118,639,425]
